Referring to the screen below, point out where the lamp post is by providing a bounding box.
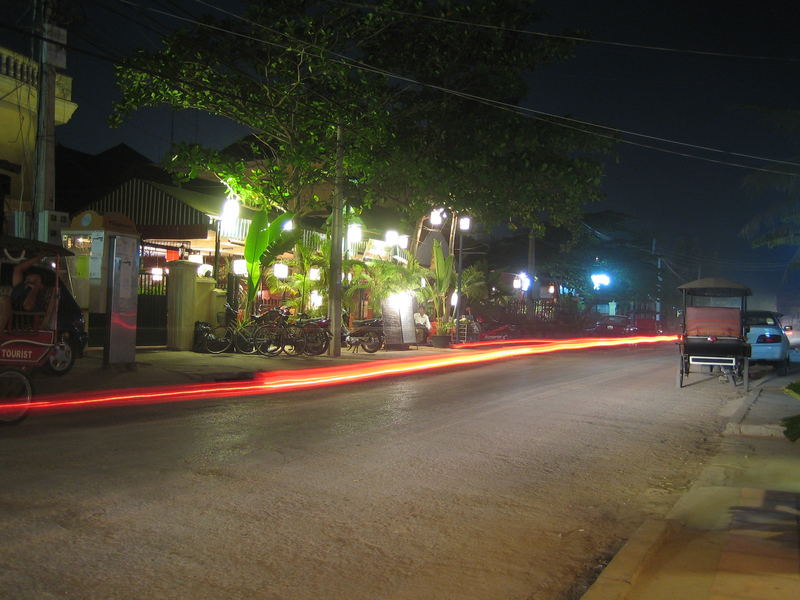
[453,215,471,319]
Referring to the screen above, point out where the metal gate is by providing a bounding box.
[137,272,168,346]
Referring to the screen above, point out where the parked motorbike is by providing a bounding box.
[299,314,384,354]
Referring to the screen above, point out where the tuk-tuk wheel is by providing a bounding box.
[0,369,33,426]
[44,339,75,376]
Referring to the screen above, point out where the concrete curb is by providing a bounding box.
[580,519,675,600]
[720,388,786,438]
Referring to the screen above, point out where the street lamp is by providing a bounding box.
[591,273,611,290]
[453,214,471,319]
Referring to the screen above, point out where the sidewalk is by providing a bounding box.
[583,369,800,600]
[34,344,449,396]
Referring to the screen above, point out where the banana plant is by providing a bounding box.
[243,211,298,314]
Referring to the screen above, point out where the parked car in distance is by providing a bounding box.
[585,315,637,337]
[744,310,791,375]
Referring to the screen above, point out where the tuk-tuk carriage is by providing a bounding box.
[677,277,752,390]
[0,235,76,425]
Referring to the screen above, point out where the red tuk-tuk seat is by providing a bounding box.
[684,306,741,338]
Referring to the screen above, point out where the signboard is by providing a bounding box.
[381,297,416,346]
[0,331,55,366]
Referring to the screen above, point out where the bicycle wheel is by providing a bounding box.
[361,330,382,353]
[234,324,258,354]
[0,369,33,426]
[205,325,233,354]
[254,323,282,356]
[302,323,329,356]
[282,324,307,356]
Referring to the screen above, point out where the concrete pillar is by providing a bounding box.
[195,277,215,324]
[166,260,198,350]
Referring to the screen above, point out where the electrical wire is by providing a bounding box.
[0,19,381,153]
[332,0,800,64]
[131,0,800,177]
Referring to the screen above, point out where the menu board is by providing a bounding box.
[381,300,416,346]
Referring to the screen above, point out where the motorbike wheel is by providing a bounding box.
[0,369,33,426]
[361,331,382,353]
[43,339,76,376]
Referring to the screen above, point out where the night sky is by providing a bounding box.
[5,0,799,306]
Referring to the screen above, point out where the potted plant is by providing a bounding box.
[431,319,455,348]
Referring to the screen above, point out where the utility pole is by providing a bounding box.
[328,125,345,357]
[526,230,536,315]
[652,238,663,327]
[32,0,65,242]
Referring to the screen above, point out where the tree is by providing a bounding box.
[111,1,610,232]
[353,1,611,234]
[111,1,388,216]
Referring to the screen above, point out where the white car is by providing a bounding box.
[745,311,792,374]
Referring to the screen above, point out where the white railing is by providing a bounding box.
[0,47,72,100]
[0,48,37,85]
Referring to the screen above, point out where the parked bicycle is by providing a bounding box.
[198,303,263,354]
[253,307,307,356]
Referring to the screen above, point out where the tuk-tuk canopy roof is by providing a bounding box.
[678,277,752,297]
[0,235,73,258]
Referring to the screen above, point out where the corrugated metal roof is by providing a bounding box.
[89,178,250,240]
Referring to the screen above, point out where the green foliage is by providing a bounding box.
[436,319,456,335]
[460,262,488,305]
[355,0,611,231]
[243,212,297,311]
[112,1,389,215]
[345,255,428,313]
[112,0,610,235]
[420,240,456,323]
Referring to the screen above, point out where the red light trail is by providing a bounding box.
[0,335,676,418]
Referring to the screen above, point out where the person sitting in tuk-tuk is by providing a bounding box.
[0,252,49,331]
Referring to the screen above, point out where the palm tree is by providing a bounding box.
[345,256,428,314]
[419,240,456,324]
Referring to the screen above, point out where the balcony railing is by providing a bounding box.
[0,47,73,100]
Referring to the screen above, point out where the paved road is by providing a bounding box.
[0,345,740,600]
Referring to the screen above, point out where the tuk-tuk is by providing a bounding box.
[0,234,79,424]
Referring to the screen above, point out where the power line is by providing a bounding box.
[332,0,800,63]
[137,0,800,177]
[0,20,380,153]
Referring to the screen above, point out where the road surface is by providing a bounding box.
[0,345,741,599]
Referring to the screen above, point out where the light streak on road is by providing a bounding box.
[1,336,677,417]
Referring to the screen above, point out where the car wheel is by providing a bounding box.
[43,340,75,376]
[777,355,790,376]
